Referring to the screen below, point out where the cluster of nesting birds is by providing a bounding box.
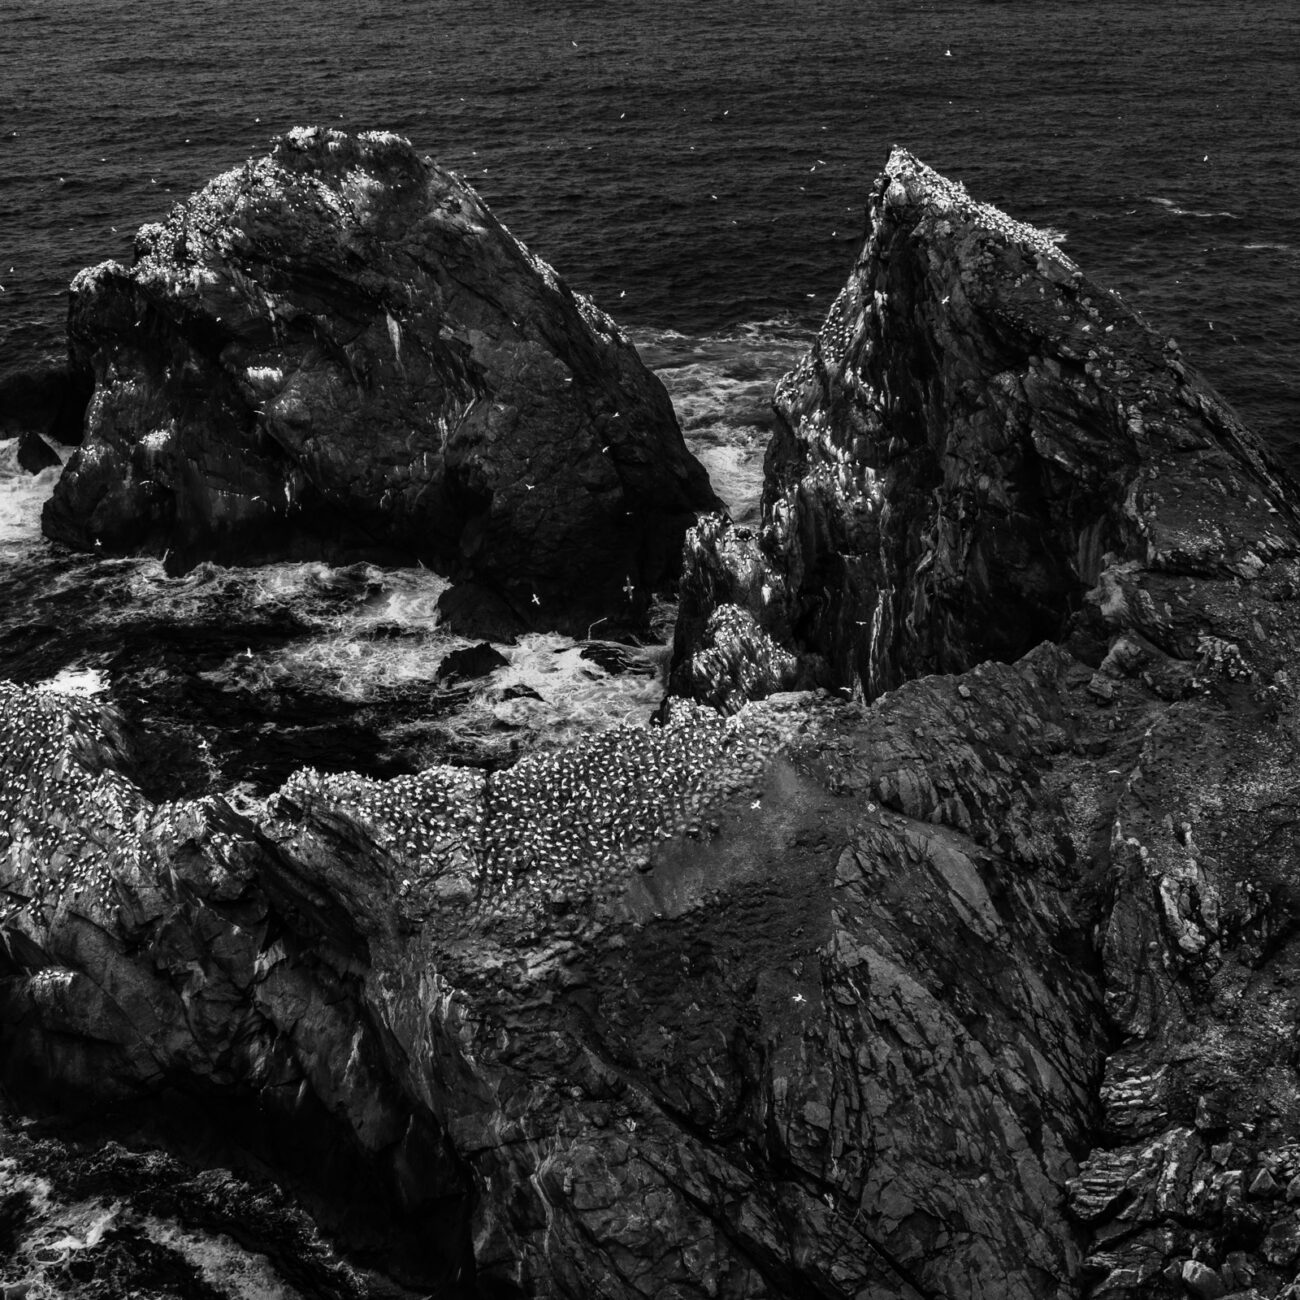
[684,605,798,716]
[0,679,781,934]
[777,148,1079,422]
[883,146,1077,268]
[0,683,145,923]
[279,702,776,923]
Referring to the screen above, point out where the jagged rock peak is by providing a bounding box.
[879,145,1076,266]
[675,147,1296,708]
[48,127,720,639]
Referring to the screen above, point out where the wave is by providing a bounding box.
[1145,196,1239,220]
[0,439,63,549]
[634,320,806,523]
[1243,241,1298,260]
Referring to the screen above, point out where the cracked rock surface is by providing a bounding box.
[5,149,1300,1298]
[42,127,719,639]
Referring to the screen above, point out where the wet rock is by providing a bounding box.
[15,431,60,474]
[0,1114,376,1300]
[436,642,509,684]
[43,127,720,638]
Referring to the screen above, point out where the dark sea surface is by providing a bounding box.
[3,0,1298,453]
[0,0,1297,794]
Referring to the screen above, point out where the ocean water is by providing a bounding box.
[0,0,1297,791]
[3,0,1297,452]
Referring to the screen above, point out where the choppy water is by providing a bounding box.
[1,0,1297,791]
[4,0,1298,450]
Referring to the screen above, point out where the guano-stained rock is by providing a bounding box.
[673,148,1300,1298]
[42,127,720,638]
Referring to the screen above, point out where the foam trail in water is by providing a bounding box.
[1146,196,1239,219]
[639,320,808,523]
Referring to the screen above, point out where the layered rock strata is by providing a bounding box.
[42,127,719,637]
[673,148,1300,1297]
[672,147,1293,703]
[5,148,1300,1300]
[0,665,1108,1299]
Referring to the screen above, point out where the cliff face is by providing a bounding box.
[0,672,1108,1300]
[671,149,1300,1298]
[7,149,1300,1300]
[42,128,719,638]
[673,148,1294,703]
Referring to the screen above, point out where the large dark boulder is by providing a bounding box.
[42,127,720,637]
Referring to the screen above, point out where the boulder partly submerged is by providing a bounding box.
[42,127,720,638]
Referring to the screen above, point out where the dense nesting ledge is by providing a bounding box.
[4,147,1300,1300]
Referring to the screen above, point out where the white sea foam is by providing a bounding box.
[1244,241,1298,261]
[693,444,766,524]
[1147,196,1239,219]
[0,439,62,548]
[484,632,666,737]
[638,322,806,523]
[37,665,109,696]
[141,1217,302,1300]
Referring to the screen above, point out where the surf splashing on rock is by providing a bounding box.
[0,325,791,792]
[0,441,63,549]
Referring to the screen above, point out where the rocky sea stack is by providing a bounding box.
[5,148,1300,1300]
[42,127,720,637]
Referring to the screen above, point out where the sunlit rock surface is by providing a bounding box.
[7,149,1300,1299]
[673,146,1294,701]
[42,127,719,638]
[673,148,1300,1298]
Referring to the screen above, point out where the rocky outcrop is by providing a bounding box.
[0,663,1112,1299]
[7,148,1300,1300]
[671,148,1300,1297]
[42,127,719,637]
[673,147,1295,699]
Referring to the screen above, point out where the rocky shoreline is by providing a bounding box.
[3,137,1299,1299]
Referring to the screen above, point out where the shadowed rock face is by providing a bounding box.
[0,673,1109,1300]
[670,149,1300,1298]
[42,127,720,638]
[6,150,1300,1300]
[672,147,1296,704]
